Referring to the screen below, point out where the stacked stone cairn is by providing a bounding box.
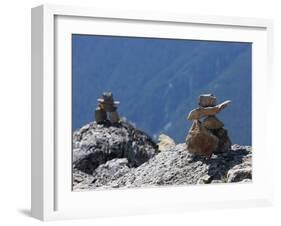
[185,94,232,157]
[95,92,120,124]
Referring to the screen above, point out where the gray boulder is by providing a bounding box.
[73,158,130,190]
[92,158,130,187]
[73,121,158,174]
[73,143,252,190]
[227,168,252,182]
[226,145,252,182]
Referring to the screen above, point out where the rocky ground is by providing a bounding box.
[73,121,252,191]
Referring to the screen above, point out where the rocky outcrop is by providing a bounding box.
[73,158,131,189]
[73,132,252,190]
[72,116,251,191]
[73,121,158,174]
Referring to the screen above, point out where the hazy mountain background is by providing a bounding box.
[72,35,252,145]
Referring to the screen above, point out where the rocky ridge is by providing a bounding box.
[73,122,252,191]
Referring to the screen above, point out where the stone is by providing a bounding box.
[187,100,231,120]
[185,120,219,157]
[72,168,95,189]
[210,180,222,184]
[102,103,117,112]
[158,134,176,152]
[198,94,216,107]
[227,167,252,182]
[97,92,120,112]
[73,121,158,174]
[109,111,120,124]
[90,158,130,187]
[212,128,231,153]
[241,179,252,183]
[197,175,212,184]
[97,92,120,104]
[202,116,224,129]
[95,107,107,124]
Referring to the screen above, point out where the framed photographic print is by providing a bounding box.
[31,4,274,221]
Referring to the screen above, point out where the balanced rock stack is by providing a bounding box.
[185,94,232,157]
[95,92,120,124]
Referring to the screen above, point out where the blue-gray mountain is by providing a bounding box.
[72,35,251,145]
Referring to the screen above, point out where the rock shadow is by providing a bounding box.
[189,148,250,181]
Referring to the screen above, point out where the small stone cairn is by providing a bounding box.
[95,92,120,124]
[185,94,232,157]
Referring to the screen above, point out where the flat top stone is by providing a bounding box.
[202,116,224,129]
[198,94,216,107]
[97,92,120,105]
[187,100,231,120]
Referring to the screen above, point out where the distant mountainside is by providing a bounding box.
[72,35,252,145]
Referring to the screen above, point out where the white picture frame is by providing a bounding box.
[31,4,274,221]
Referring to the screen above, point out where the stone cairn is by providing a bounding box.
[185,94,232,157]
[95,92,120,124]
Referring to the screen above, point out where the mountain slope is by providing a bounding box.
[72,35,252,145]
